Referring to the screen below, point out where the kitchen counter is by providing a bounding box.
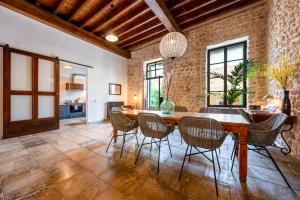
[60,103,86,119]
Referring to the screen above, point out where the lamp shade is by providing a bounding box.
[159,32,187,59]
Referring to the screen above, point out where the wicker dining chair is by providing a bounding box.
[178,117,228,196]
[174,106,189,112]
[106,111,139,158]
[135,113,174,173]
[199,107,239,114]
[230,113,290,188]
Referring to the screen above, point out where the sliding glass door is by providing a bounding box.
[3,46,59,138]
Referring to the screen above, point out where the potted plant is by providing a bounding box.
[199,60,261,108]
[263,54,299,115]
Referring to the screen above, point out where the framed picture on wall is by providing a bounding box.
[109,83,121,95]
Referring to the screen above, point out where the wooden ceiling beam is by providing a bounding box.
[103,8,154,37]
[122,29,168,49]
[92,0,145,34]
[117,24,165,46]
[99,8,152,37]
[80,0,124,29]
[145,0,181,32]
[68,0,91,22]
[179,0,243,28]
[53,0,68,15]
[175,0,234,22]
[0,0,130,58]
[118,17,161,40]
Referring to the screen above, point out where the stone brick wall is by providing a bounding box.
[127,2,268,111]
[267,0,300,158]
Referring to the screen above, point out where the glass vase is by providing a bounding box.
[160,98,175,114]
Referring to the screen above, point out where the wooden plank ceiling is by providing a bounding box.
[0,0,262,58]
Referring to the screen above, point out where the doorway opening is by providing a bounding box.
[59,62,87,126]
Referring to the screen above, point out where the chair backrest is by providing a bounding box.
[110,111,131,131]
[248,113,287,146]
[174,106,188,112]
[111,106,124,112]
[138,112,168,139]
[238,109,253,123]
[266,113,288,132]
[178,116,227,150]
[199,107,239,114]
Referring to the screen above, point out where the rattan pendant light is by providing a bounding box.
[159,32,187,59]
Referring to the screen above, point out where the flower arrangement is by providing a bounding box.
[263,54,299,90]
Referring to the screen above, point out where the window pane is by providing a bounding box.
[210,49,224,64]
[209,63,224,91]
[156,62,163,69]
[147,70,155,78]
[157,69,163,77]
[228,45,244,61]
[209,92,224,106]
[11,53,32,91]
[11,95,32,121]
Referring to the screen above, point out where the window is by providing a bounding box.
[146,60,164,109]
[207,41,247,107]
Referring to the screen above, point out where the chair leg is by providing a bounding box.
[135,136,146,165]
[265,148,291,188]
[231,141,237,160]
[120,132,126,158]
[179,145,190,181]
[135,132,139,146]
[211,151,219,197]
[157,139,161,173]
[188,146,192,162]
[106,132,114,153]
[214,150,221,171]
[150,138,153,155]
[167,136,172,158]
[230,144,237,172]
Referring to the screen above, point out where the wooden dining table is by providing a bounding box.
[113,109,250,182]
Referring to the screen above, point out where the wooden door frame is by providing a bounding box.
[3,45,60,138]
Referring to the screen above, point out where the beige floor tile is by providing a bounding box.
[54,171,101,199]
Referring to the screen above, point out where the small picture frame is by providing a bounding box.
[109,83,121,95]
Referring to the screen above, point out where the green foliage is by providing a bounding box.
[150,89,159,106]
[204,59,260,107]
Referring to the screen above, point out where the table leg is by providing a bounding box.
[239,126,248,182]
[113,129,117,143]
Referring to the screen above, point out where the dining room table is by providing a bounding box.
[113,109,250,183]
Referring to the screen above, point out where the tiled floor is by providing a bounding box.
[1,119,300,200]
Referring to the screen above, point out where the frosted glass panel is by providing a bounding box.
[38,96,54,118]
[11,53,32,91]
[11,95,32,121]
[38,59,55,92]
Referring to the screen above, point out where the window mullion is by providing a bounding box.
[224,47,228,107]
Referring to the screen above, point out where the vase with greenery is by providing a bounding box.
[263,54,299,115]
[199,60,261,108]
[160,69,175,114]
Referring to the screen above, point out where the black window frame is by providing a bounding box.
[207,41,247,108]
[146,60,164,108]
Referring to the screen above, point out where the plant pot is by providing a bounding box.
[160,98,175,114]
[281,90,291,116]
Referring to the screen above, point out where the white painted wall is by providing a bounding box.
[0,6,128,138]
